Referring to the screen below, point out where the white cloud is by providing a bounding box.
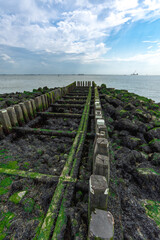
[1,54,15,64]
[0,0,160,66]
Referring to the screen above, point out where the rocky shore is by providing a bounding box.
[0,86,55,110]
[100,84,160,239]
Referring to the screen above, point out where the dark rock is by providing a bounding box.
[121,135,142,150]
[114,118,138,133]
[124,103,136,111]
[150,152,160,166]
[146,127,160,141]
[103,102,116,117]
[149,139,160,152]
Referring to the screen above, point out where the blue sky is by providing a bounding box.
[0,0,160,74]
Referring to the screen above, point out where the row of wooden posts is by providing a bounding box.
[88,85,114,239]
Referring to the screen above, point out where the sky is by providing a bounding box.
[0,0,160,74]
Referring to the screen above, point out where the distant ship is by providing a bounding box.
[131,71,138,75]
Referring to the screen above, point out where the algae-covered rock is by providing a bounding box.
[150,152,160,166]
[146,127,160,141]
[149,139,160,152]
[115,118,138,133]
[9,190,27,204]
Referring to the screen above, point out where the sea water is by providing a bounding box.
[0,74,160,102]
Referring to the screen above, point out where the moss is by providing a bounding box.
[0,211,15,235]
[9,190,27,204]
[23,162,30,169]
[0,98,4,101]
[23,198,35,213]
[0,177,12,187]
[149,138,160,145]
[137,168,160,176]
[0,187,8,195]
[141,199,160,227]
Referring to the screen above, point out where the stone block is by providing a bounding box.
[19,103,30,122]
[24,100,34,119]
[0,109,12,134]
[14,104,25,126]
[93,154,110,182]
[89,175,108,212]
[7,107,18,127]
[35,96,43,112]
[88,209,114,240]
[30,99,37,116]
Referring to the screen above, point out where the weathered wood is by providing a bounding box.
[51,103,85,109]
[37,112,95,119]
[13,127,77,137]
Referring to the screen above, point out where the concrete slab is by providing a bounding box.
[89,209,114,240]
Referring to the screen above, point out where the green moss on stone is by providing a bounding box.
[0,177,12,187]
[9,190,27,204]
[0,187,8,195]
[141,199,160,228]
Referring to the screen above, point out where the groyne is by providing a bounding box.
[1,81,160,239]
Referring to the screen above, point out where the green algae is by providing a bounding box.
[141,199,160,228]
[22,198,35,213]
[0,211,15,237]
[9,190,27,204]
[0,161,19,170]
[137,168,160,176]
[0,187,8,195]
[0,177,12,187]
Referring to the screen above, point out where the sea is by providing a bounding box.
[0,74,160,103]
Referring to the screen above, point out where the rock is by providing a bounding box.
[146,127,160,141]
[103,103,116,117]
[122,135,142,150]
[150,152,160,166]
[114,118,138,133]
[124,103,136,111]
[149,139,160,152]
[139,144,152,154]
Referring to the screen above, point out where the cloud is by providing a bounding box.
[0,0,160,67]
[1,53,15,64]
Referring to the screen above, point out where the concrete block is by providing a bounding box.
[89,175,109,212]
[24,100,34,119]
[30,99,37,116]
[89,209,114,240]
[7,107,18,127]
[0,109,12,134]
[93,154,110,182]
[14,104,25,126]
[35,96,43,112]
